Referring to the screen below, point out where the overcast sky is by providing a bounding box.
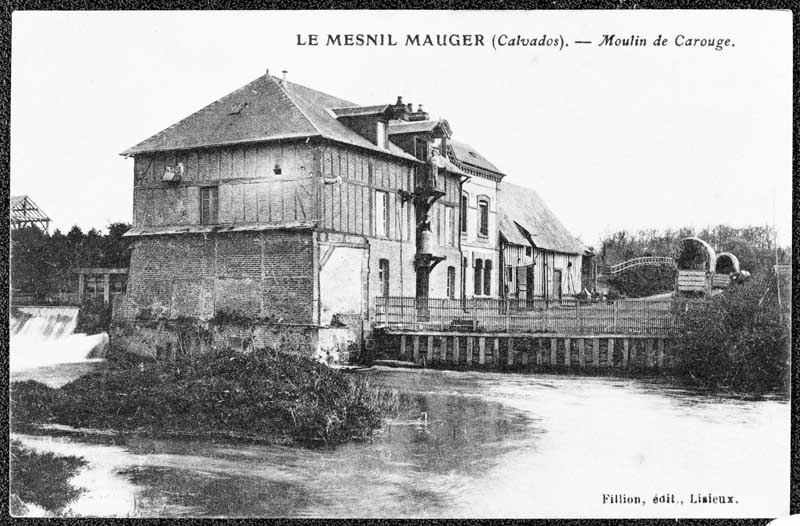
[11,10,792,246]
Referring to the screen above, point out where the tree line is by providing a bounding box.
[598,224,788,275]
[10,224,133,300]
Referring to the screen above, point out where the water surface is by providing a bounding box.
[11,366,789,518]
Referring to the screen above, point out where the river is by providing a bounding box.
[10,361,789,518]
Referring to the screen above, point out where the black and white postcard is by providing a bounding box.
[8,9,792,519]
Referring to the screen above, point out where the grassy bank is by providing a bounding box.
[672,271,789,394]
[11,349,416,447]
[10,440,87,515]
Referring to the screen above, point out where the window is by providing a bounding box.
[445,206,454,246]
[525,246,532,257]
[461,194,468,233]
[474,259,483,295]
[375,191,389,237]
[478,198,489,237]
[415,137,428,162]
[376,121,386,149]
[200,186,218,225]
[446,266,456,299]
[378,259,390,297]
[484,259,493,296]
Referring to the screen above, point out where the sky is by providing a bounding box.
[10,10,792,246]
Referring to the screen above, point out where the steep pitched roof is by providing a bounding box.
[122,74,416,162]
[498,181,585,254]
[448,140,504,176]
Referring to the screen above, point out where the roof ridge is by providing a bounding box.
[267,75,325,140]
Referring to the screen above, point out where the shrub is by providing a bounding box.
[672,272,789,393]
[10,349,416,448]
[10,440,87,513]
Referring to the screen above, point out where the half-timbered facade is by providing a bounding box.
[120,73,463,340]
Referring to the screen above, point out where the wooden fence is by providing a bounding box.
[374,296,701,335]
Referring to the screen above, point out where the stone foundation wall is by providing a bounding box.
[110,320,359,365]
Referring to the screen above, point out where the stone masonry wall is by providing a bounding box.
[124,230,314,323]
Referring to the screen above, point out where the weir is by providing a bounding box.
[10,306,108,371]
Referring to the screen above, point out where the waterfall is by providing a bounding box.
[9,306,108,372]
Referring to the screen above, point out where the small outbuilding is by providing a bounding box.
[712,252,740,289]
[675,237,716,295]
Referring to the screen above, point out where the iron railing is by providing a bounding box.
[374,296,700,335]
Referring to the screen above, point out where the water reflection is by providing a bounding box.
[11,366,789,518]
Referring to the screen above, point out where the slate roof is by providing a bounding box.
[448,140,504,176]
[498,181,585,254]
[122,75,417,162]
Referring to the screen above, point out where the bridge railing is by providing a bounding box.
[609,256,675,275]
[374,296,693,335]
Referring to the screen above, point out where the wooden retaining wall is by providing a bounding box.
[372,331,674,371]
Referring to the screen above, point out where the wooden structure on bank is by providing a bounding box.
[374,331,672,370]
[75,268,129,305]
[712,252,740,289]
[372,296,705,370]
[675,237,716,296]
[10,195,51,232]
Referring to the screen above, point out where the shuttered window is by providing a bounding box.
[445,206,455,246]
[461,194,468,233]
[474,259,483,295]
[484,259,492,296]
[446,266,456,299]
[200,186,218,225]
[375,191,389,237]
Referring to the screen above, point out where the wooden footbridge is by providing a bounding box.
[608,256,675,275]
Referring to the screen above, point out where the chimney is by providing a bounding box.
[396,96,403,106]
[281,70,288,85]
[265,68,269,76]
[406,103,413,112]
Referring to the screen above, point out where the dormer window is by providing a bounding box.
[376,121,386,149]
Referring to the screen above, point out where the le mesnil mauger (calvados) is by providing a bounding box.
[112,69,598,366]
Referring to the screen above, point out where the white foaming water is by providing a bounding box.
[10,306,108,372]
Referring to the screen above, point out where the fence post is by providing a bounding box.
[613,301,618,332]
[505,300,510,332]
[472,297,478,331]
[577,302,582,334]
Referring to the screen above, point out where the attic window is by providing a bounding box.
[273,163,282,175]
[229,102,247,115]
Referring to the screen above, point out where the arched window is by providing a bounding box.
[477,197,489,237]
[483,259,492,296]
[378,259,390,297]
[474,259,483,295]
[446,266,456,299]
